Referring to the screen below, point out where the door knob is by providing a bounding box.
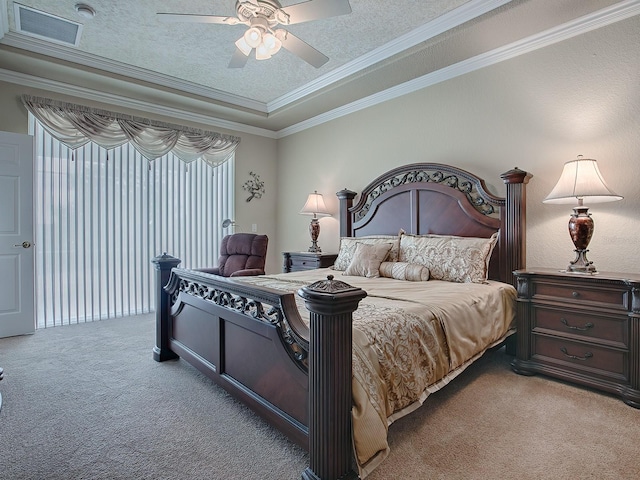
[14,241,32,248]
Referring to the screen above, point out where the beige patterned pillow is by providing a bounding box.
[333,232,403,271]
[379,262,430,281]
[343,242,393,278]
[399,232,498,283]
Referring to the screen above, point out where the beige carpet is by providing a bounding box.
[0,314,638,480]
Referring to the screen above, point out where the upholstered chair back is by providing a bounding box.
[198,233,268,277]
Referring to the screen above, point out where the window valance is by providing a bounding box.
[22,95,240,167]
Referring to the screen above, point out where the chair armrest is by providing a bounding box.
[229,269,265,277]
[196,267,221,275]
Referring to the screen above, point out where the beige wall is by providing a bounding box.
[276,15,640,275]
[0,81,281,273]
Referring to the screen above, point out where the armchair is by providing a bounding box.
[198,233,268,277]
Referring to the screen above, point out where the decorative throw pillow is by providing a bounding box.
[379,262,430,281]
[399,232,498,283]
[332,231,403,271]
[343,242,393,278]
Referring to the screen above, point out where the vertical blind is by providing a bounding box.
[32,116,234,328]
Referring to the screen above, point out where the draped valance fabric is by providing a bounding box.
[22,95,240,167]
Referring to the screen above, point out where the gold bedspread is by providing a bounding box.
[237,268,516,477]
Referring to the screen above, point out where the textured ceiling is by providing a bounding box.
[0,0,630,133]
[3,0,471,101]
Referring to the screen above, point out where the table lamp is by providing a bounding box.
[543,156,622,273]
[299,191,330,253]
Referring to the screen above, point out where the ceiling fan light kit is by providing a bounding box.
[158,0,352,68]
[236,17,283,61]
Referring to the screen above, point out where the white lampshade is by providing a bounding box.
[255,42,272,60]
[262,33,282,55]
[244,27,262,48]
[543,157,623,205]
[300,191,330,217]
[235,36,252,56]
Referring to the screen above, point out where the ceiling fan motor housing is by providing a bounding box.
[236,0,289,26]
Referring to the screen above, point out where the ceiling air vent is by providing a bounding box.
[14,4,83,46]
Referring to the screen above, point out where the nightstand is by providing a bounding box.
[512,268,640,408]
[283,252,337,273]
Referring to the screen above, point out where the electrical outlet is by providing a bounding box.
[251,223,257,232]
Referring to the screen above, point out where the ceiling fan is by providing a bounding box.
[157,0,352,68]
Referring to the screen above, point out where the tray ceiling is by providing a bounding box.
[0,0,633,135]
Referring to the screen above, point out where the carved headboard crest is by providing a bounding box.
[354,164,504,221]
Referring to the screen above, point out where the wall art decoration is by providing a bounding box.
[242,171,265,202]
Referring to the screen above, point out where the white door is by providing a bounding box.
[0,131,35,338]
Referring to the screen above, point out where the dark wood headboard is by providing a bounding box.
[337,163,531,286]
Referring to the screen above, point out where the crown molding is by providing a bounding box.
[277,0,640,138]
[0,68,278,138]
[267,0,512,112]
[0,31,270,114]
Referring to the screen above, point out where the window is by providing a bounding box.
[32,117,234,327]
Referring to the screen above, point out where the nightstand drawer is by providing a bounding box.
[533,280,628,311]
[532,335,626,379]
[283,252,337,273]
[289,256,320,270]
[532,305,628,348]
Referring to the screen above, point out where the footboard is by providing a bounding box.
[152,254,366,480]
[153,254,311,445]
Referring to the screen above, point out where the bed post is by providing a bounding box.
[299,275,367,480]
[501,168,531,356]
[500,168,531,288]
[151,253,181,362]
[336,189,357,237]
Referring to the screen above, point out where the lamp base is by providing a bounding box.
[308,218,322,253]
[567,249,596,273]
[566,206,596,273]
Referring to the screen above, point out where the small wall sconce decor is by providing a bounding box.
[242,171,265,202]
[543,155,622,273]
[299,191,331,253]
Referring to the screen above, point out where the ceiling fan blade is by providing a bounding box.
[280,31,329,68]
[280,0,352,25]
[157,13,240,25]
[228,48,250,68]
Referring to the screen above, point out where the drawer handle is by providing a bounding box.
[572,291,580,298]
[560,347,593,361]
[560,318,594,331]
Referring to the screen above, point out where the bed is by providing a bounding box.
[152,163,531,480]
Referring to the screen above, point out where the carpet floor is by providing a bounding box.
[0,314,638,479]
